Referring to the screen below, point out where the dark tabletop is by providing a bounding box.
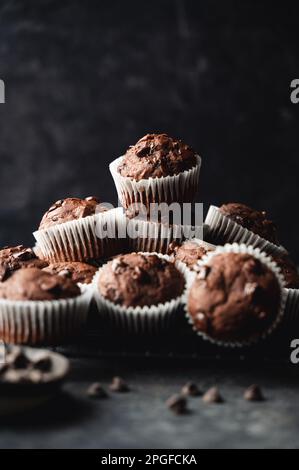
[0,336,299,449]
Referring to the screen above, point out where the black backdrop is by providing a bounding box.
[0,1,299,259]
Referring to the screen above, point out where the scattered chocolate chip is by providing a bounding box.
[33,355,52,372]
[244,384,264,401]
[181,381,201,397]
[166,394,188,414]
[202,387,224,404]
[87,382,108,399]
[7,348,30,369]
[109,376,129,392]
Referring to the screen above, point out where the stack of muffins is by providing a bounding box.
[0,133,298,347]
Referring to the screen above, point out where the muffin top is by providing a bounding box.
[44,261,97,284]
[0,245,48,282]
[118,133,197,181]
[168,240,214,270]
[272,255,299,289]
[219,203,279,245]
[188,252,281,343]
[0,268,80,301]
[39,197,107,230]
[98,253,185,308]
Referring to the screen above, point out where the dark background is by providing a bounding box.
[0,1,298,258]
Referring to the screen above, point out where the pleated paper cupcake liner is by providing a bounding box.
[184,243,287,348]
[109,155,201,209]
[92,252,191,334]
[33,207,127,263]
[0,287,92,346]
[125,217,204,254]
[283,288,299,325]
[205,205,287,257]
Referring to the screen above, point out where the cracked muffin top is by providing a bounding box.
[44,261,97,285]
[187,252,281,343]
[39,197,107,230]
[219,203,279,245]
[0,245,48,282]
[98,252,185,308]
[0,267,80,301]
[118,134,197,181]
[168,240,214,270]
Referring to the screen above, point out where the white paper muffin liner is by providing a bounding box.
[125,217,203,254]
[33,207,126,263]
[109,155,201,209]
[205,205,287,257]
[184,243,287,348]
[283,288,299,325]
[92,252,191,334]
[0,287,92,345]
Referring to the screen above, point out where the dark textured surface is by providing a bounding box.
[0,356,299,449]
[0,1,299,259]
[1,1,299,448]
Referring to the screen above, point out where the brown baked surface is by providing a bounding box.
[0,267,80,301]
[98,252,185,308]
[118,133,197,181]
[44,261,97,284]
[188,252,281,342]
[39,197,107,230]
[168,240,214,269]
[219,203,279,245]
[0,245,48,282]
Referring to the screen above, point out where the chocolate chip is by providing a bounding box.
[166,394,188,414]
[12,248,34,261]
[181,381,201,397]
[109,376,129,392]
[7,349,30,369]
[85,196,100,202]
[111,258,126,274]
[58,269,72,278]
[33,356,52,372]
[87,383,108,399]
[48,200,63,212]
[132,266,151,283]
[202,387,224,404]
[244,384,264,401]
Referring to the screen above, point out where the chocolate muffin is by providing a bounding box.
[0,268,80,301]
[187,252,281,343]
[118,133,197,180]
[39,197,107,230]
[168,240,214,269]
[272,255,299,289]
[0,245,48,282]
[219,203,279,245]
[98,253,185,308]
[44,261,97,284]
